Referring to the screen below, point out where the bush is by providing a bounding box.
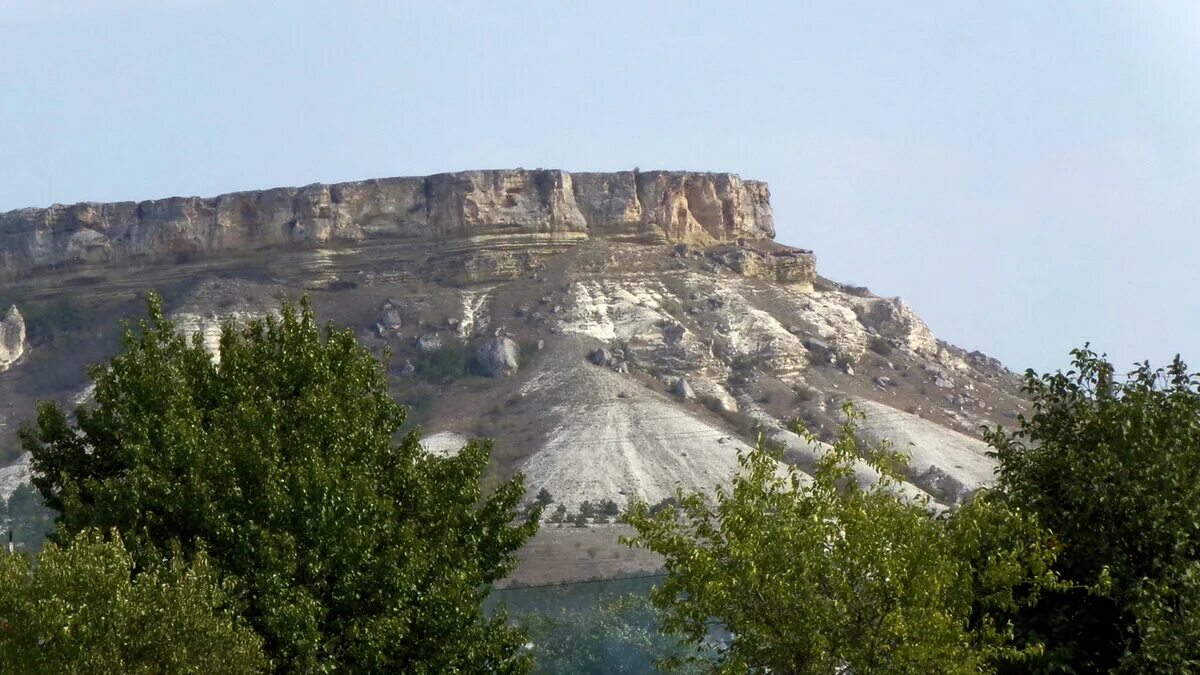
[868,335,894,356]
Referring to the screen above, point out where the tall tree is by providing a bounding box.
[22,294,539,672]
[623,408,1058,673]
[0,528,266,674]
[986,348,1200,672]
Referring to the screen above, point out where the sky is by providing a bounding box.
[1,1,1196,374]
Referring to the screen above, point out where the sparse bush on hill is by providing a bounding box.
[868,334,894,356]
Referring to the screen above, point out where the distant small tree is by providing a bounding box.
[535,487,554,507]
[599,498,620,517]
[573,511,589,528]
[578,501,596,519]
[549,504,568,524]
[0,529,266,673]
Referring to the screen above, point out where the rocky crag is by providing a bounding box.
[0,169,1023,584]
[0,170,789,280]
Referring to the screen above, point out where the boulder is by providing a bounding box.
[473,337,520,377]
[415,333,443,354]
[380,307,402,330]
[588,348,612,366]
[671,378,696,401]
[804,337,832,354]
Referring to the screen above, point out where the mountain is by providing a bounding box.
[0,169,1025,582]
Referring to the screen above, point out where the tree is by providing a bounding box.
[535,487,554,507]
[579,500,595,519]
[0,528,266,673]
[22,294,539,672]
[623,407,1057,673]
[598,498,620,517]
[548,504,568,524]
[986,348,1200,671]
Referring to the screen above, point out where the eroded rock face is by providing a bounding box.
[854,297,939,355]
[0,305,25,370]
[0,170,775,278]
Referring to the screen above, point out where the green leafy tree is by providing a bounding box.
[986,348,1200,671]
[624,407,1058,673]
[21,294,539,672]
[0,528,266,673]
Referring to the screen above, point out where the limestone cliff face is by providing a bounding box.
[0,306,25,371]
[0,170,775,278]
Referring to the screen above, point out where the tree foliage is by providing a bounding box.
[623,407,1058,673]
[986,348,1200,672]
[21,294,539,672]
[0,528,266,674]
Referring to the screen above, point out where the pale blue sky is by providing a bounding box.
[1,1,1196,374]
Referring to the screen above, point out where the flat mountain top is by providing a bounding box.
[0,170,1025,583]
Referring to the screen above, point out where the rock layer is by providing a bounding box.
[0,170,775,278]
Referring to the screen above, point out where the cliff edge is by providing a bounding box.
[0,170,774,278]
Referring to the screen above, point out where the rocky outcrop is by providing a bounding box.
[0,170,775,278]
[0,306,25,370]
[705,244,816,287]
[473,336,520,377]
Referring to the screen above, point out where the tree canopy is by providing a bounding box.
[986,348,1200,672]
[21,294,539,672]
[623,407,1059,673]
[0,528,266,674]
